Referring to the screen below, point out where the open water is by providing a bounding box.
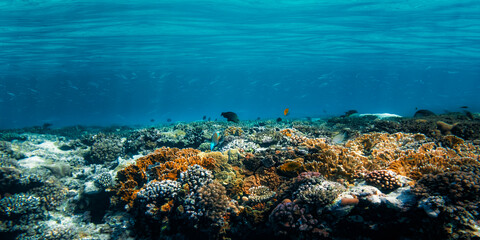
[1,0,479,129]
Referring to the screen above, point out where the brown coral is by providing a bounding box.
[387,145,480,180]
[277,158,304,177]
[223,126,244,137]
[364,170,402,191]
[440,135,465,149]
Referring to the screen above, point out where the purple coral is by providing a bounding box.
[269,200,328,238]
[183,181,230,229]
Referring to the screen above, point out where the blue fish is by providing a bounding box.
[210,131,223,150]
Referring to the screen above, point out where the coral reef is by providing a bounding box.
[1,114,479,239]
[83,133,123,165]
[413,170,480,239]
[115,147,216,207]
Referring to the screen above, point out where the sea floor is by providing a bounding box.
[1,113,480,240]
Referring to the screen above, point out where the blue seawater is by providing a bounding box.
[0,0,479,129]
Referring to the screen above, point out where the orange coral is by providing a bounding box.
[280,128,295,137]
[115,147,218,207]
[160,200,175,213]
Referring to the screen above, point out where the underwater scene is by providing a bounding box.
[1,0,480,239]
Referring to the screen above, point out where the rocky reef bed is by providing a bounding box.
[1,113,480,240]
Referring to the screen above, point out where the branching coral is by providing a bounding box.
[388,148,480,180]
[303,145,370,181]
[294,132,480,182]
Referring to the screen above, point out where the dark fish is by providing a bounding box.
[167,118,172,122]
[464,110,475,120]
[414,109,436,118]
[460,106,469,109]
[208,117,211,121]
[203,115,207,120]
[150,119,155,122]
[221,112,240,123]
[42,123,52,129]
[257,117,261,120]
[276,117,282,122]
[342,110,358,117]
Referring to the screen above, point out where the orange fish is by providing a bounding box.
[284,108,289,116]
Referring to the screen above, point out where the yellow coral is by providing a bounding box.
[223,126,244,136]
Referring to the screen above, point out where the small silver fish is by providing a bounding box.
[332,132,347,144]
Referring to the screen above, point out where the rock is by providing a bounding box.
[84,181,101,195]
[382,186,416,210]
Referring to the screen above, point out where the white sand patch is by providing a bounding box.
[17,156,47,169]
[38,141,63,153]
[358,113,402,118]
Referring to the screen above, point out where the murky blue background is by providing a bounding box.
[1,0,479,128]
